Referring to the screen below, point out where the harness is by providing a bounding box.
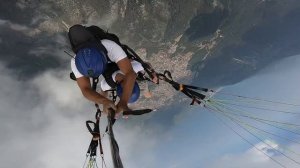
[84,76,152,168]
[68,24,155,89]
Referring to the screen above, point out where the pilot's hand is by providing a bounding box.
[115,102,131,119]
[102,99,116,115]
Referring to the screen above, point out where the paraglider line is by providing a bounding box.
[205,104,288,168]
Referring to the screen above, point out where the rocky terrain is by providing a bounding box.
[1,0,300,108]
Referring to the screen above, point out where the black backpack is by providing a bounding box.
[68,24,154,88]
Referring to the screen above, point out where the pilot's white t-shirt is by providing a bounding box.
[71,39,127,78]
[100,60,144,91]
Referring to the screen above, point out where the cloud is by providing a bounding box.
[209,140,300,168]
[205,55,300,168]
[0,62,86,167]
[0,62,163,168]
[0,18,42,36]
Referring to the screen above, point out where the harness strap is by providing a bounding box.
[102,63,120,88]
[122,45,156,81]
[85,77,106,159]
[107,109,124,168]
[92,77,99,91]
[157,70,208,105]
[104,109,153,133]
[86,111,102,157]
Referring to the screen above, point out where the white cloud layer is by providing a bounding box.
[210,141,300,168]
[0,62,162,168]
